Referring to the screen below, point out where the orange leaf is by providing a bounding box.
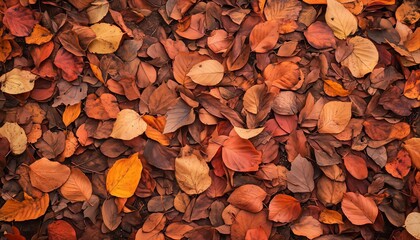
[53,48,84,82]
[245,227,268,240]
[342,192,378,225]
[0,193,49,221]
[323,80,351,97]
[227,184,267,213]
[268,194,301,223]
[142,115,170,146]
[263,62,302,91]
[47,220,77,240]
[222,135,262,172]
[62,102,82,127]
[3,5,38,37]
[319,209,344,224]
[385,149,411,179]
[25,24,53,45]
[0,40,12,63]
[249,20,279,53]
[343,153,368,180]
[84,93,120,120]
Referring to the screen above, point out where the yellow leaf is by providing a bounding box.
[0,193,49,221]
[319,209,344,224]
[25,24,53,45]
[106,153,143,198]
[341,36,379,78]
[234,126,265,139]
[88,23,124,54]
[0,122,27,155]
[323,80,351,97]
[142,115,170,146]
[405,212,420,239]
[0,68,38,94]
[90,63,105,84]
[110,109,147,140]
[325,0,358,39]
[62,102,82,127]
[404,138,420,170]
[87,0,109,24]
[175,153,212,195]
[186,60,224,86]
[60,167,92,202]
[318,101,352,134]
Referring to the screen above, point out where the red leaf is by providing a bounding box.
[268,194,301,223]
[343,153,368,180]
[48,220,77,240]
[3,4,38,37]
[341,192,378,225]
[222,136,262,172]
[54,48,84,82]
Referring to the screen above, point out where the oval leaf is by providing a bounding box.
[88,23,123,54]
[106,153,143,198]
[287,155,315,193]
[342,192,378,225]
[186,60,224,86]
[0,193,49,221]
[29,158,71,192]
[60,167,92,202]
[318,101,352,134]
[341,36,379,78]
[343,154,368,180]
[110,109,147,141]
[405,212,420,239]
[0,68,37,94]
[268,194,301,223]
[222,136,262,172]
[0,122,27,155]
[228,184,267,213]
[250,20,279,53]
[175,154,212,195]
[325,0,358,39]
[62,102,82,127]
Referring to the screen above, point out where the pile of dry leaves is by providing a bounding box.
[0,0,419,239]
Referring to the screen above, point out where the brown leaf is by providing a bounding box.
[316,176,346,206]
[264,0,302,21]
[249,20,279,53]
[319,209,344,224]
[102,198,121,231]
[245,227,268,240]
[227,184,267,213]
[263,62,302,91]
[304,21,337,49]
[54,48,84,82]
[60,167,92,202]
[175,152,212,195]
[173,52,209,89]
[291,216,323,239]
[84,93,120,120]
[163,99,195,134]
[3,5,38,37]
[318,101,352,134]
[385,149,411,179]
[287,155,315,193]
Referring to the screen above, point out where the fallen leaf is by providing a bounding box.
[231,210,272,240]
[396,1,420,25]
[228,184,267,213]
[48,220,77,240]
[245,227,268,240]
[3,5,38,37]
[0,193,49,221]
[110,109,147,141]
[4,226,25,240]
[102,198,122,231]
[62,102,82,127]
[233,126,264,139]
[287,155,315,193]
[0,68,38,94]
[222,135,262,172]
[84,93,120,120]
[88,23,124,54]
[304,21,337,49]
[29,158,71,192]
[323,80,351,97]
[316,176,346,206]
[25,24,53,45]
[0,39,12,63]
[319,209,344,224]
[268,194,301,223]
[87,0,109,24]
[175,153,212,195]
[291,216,323,239]
[343,153,368,180]
[106,153,143,198]
[341,36,379,78]
[173,52,209,89]
[263,62,302,91]
[385,149,411,179]
[249,20,279,53]
[163,99,195,134]
[405,212,420,239]
[0,122,27,155]
[264,0,302,21]
[341,192,378,225]
[325,0,358,39]
[34,130,66,159]
[404,138,420,170]
[165,222,194,239]
[186,60,224,86]
[318,101,352,134]
[54,48,84,82]
[143,115,170,146]
[60,167,92,202]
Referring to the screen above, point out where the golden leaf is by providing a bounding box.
[325,0,358,39]
[25,24,53,45]
[0,193,49,221]
[62,102,82,127]
[318,101,352,134]
[175,153,212,195]
[110,109,147,140]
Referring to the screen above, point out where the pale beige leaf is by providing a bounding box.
[29,158,71,192]
[110,109,147,140]
[325,0,358,39]
[0,68,38,94]
[291,216,323,239]
[0,122,27,155]
[234,127,265,139]
[175,154,211,195]
[405,212,420,239]
[0,193,49,221]
[318,101,352,134]
[60,167,92,202]
[186,60,224,86]
[341,36,379,78]
[87,0,109,24]
[88,23,123,54]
